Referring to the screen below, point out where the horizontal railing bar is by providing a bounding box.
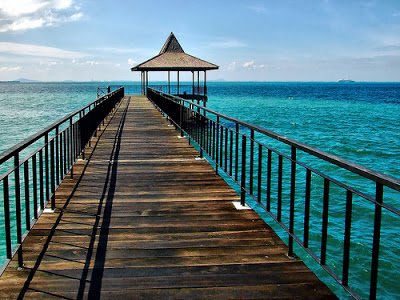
[151,88,400,191]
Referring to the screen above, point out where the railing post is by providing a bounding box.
[50,139,56,210]
[370,183,383,300]
[14,154,23,268]
[39,149,44,210]
[235,123,239,182]
[216,116,220,175]
[342,190,353,287]
[304,169,312,248]
[257,144,262,203]
[56,126,60,185]
[267,149,272,210]
[240,135,247,206]
[321,178,330,264]
[24,161,30,230]
[288,146,296,258]
[179,104,183,137]
[277,155,283,222]
[45,134,50,203]
[3,176,12,259]
[250,129,254,195]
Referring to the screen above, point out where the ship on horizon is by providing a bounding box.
[338,79,355,83]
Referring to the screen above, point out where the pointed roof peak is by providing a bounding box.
[159,32,185,54]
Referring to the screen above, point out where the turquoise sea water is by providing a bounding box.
[0,81,399,299]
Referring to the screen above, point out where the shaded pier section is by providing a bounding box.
[0,95,336,299]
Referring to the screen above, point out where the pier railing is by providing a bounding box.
[147,87,400,300]
[0,87,124,274]
[107,84,206,97]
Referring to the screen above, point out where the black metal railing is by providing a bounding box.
[147,87,400,300]
[0,87,124,275]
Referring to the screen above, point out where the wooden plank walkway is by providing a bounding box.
[0,95,336,299]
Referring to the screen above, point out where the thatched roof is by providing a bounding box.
[131,33,219,72]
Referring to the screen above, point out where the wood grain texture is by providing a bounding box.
[0,95,337,299]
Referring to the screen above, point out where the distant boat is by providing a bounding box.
[338,79,355,83]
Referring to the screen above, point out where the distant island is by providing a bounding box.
[338,79,355,83]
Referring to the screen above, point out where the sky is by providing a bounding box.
[0,0,400,82]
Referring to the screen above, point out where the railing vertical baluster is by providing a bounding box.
[240,135,247,206]
[212,121,216,161]
[14,154,23,267]
[267,149,272,211]
[50,139,55,210]
[216,116,219,174]
[321,178,330,265]
[224,128,228,172]
[257,144,262,203]
[250,129,254,195]
[56,127,60,185]
[70,120,74,179]
[45,134,50,203]
[207,119,211,156]
[59,131,64,180]
[39,149,44,210]
[3,176,12,259]
[277,155,283,222]
[342,190,353,286]
[304,169,311,248]
[32,154,38,219]
[63,130,67,176]
[220,125,223,168]
[229,131,233,176]
[200,114,204,158]
[74,122,78,159]
[288,146,296,257]
[235,123,239,182]
[179,104,183,137]
[24,161,30,230]
[370,183,383,299]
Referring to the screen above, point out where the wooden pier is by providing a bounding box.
[0,95,336,299]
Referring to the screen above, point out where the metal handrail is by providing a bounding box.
[0,87,124,275]
[147,87,400,300]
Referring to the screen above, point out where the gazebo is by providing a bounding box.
[131,32,219,102]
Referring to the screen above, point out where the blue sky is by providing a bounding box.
[0,0,400,81]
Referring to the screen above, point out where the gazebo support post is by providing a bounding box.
[168,71,171,94]
[177,71,180,95]
[146,71,149,95]
[141,71,144,95]
[204,71,207,96]
[197,71,200,95]
[192,71,194,95]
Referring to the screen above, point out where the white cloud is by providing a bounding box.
[0,66,22,72]
[0,42,85,59]
[0,0,83,32]
[243,61,254,68]
[72,59,99,65]
[128,58,136,65]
